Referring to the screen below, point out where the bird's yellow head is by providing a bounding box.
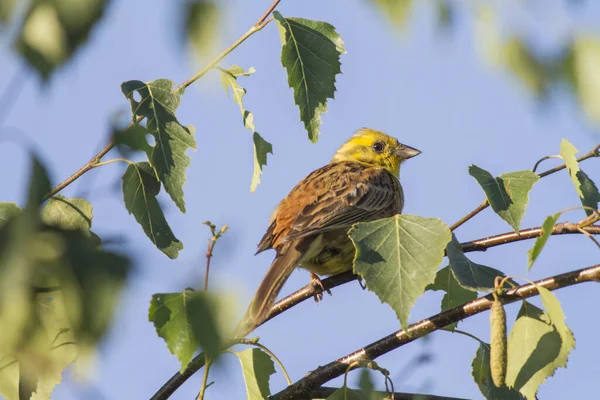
[330,128,421,177]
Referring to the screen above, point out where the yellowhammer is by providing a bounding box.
[237,128,420,335]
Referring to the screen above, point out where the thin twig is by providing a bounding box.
[449,143,600,231]
[204,238,214,292]
[271,264,600,399]
[196,355,211,400]
[531,155,561,173]
[310,387,469,400]
[151,223,600,399]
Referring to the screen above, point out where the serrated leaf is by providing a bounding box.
[368,0,413,28]
[326,387,363,400]
[273,11,345,142]
[527,213,560,270]
[472,343,525,400]
[469,165,539,232]
[121,79,196,212]
[234,348,276,400]
[184,0,220,59]
[559,139,600,215]
[149,291,225,371]
[112,123,152,158]
[0,203,20,226]
[349,215,451,330]
[122,162,183,259]
[41,195,92,230]
[446,235,508,292]
[570,37,600,125]
[14,0,110,80]
[427,266,477,329]
[251,132,273,192]
[505,299,574,399]
[219,65,272,192]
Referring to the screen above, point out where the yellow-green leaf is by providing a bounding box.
[41,195,92,231]
[349,215,451,330]
[472,343,525,400]
[559,139,600,215]
[571,36,600,125]
[527,213,560,270]
[427,266,477,330]
[234,348,276,400]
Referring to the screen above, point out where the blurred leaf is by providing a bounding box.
[0,203,20,226]
[570,36,600,125]
[527,213,560,270]
[15,0,110,80]
[122,162,183,259]
[121,79,196,212]
[446,235,508,292]
[469,166,539,232]
[0,0,16,25]
[559,139,600,215]
[358,369,375,399]
[185,0,219,59]
[326,387,362,400]
[0,357,18,400]
[367,0,413,28]
[273,11,345,142]
[435,0,453,32]
[112,123,152,159]
[505,299,574,399]
[219,65,273,192]
[149,290,229,371]
[41,195,92,230]
[349,215,451,330]
[234,348,276,400]
[502,38,547,97]
[427,265,477,329]
[472,342,525,400]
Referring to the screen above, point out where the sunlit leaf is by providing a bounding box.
[122,162,182,258]
[349,215,451,330]
[274,11,345,142]
[469,165,539,232]
[234,348,276,400]
[0,356,18,400]
[184,0,219,59]
[505,299,574,399]
[251,132,273,192]
[41,195,92,231]
[527,213,560,270]
[559,139,600,215]
[121,79,196,212]
[502,38,547,97]
[472,342,525,400]
[367,0,413,28]
[427,266,477,329]
[15,0,110,80]
[0,203,20,226]
[570,36,600,125]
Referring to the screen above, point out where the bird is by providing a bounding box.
[235,128,421,337]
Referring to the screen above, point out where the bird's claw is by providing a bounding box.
[310,273,331,303]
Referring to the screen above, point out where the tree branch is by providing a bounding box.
[449,143,600,231]
[151,223,600,399]
[271,264,600,399]
[310,387,469,400]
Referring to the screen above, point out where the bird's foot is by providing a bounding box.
[310,273,331,302]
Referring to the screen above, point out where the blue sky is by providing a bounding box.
[1,1,600,399]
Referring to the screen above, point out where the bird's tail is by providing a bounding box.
[234,245,301,338]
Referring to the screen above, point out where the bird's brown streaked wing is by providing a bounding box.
[283,166,402,242]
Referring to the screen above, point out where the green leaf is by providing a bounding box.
[358,369,376,400]
[367,0,413,28]
[273,11,346,142]
[0,203,20,226]
[251,132,273,192]
[426,266,477,329]
[559,139,600,215]
[0,0,16,25]
[505,299,574,399]
[122,162,183,259]
[326,387,362,400]
[41,195,92,230]
[0,357,18,400]
[570,37,600,125]
[234,348,276,400]
[472,342,525,400]
[527,213,560,270]
[502,39,547,97]
[219,65,273,192]
[184,0,220,59]
[112,123,152,158]
[469,165,539,232]
[121,79,196,212]
[14,0,110,80]
[446,235,508,292]
[349,215,451,330]
[149,290,229,371]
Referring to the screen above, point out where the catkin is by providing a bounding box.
[490,298,507,387]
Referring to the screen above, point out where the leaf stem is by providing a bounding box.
[204,238,214,291]
[90,158,132,168]
[450,142,600,231]
[196,355,212,400]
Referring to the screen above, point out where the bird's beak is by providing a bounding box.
[395,144,421,159]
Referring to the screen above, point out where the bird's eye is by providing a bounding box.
[372,141,385,153]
